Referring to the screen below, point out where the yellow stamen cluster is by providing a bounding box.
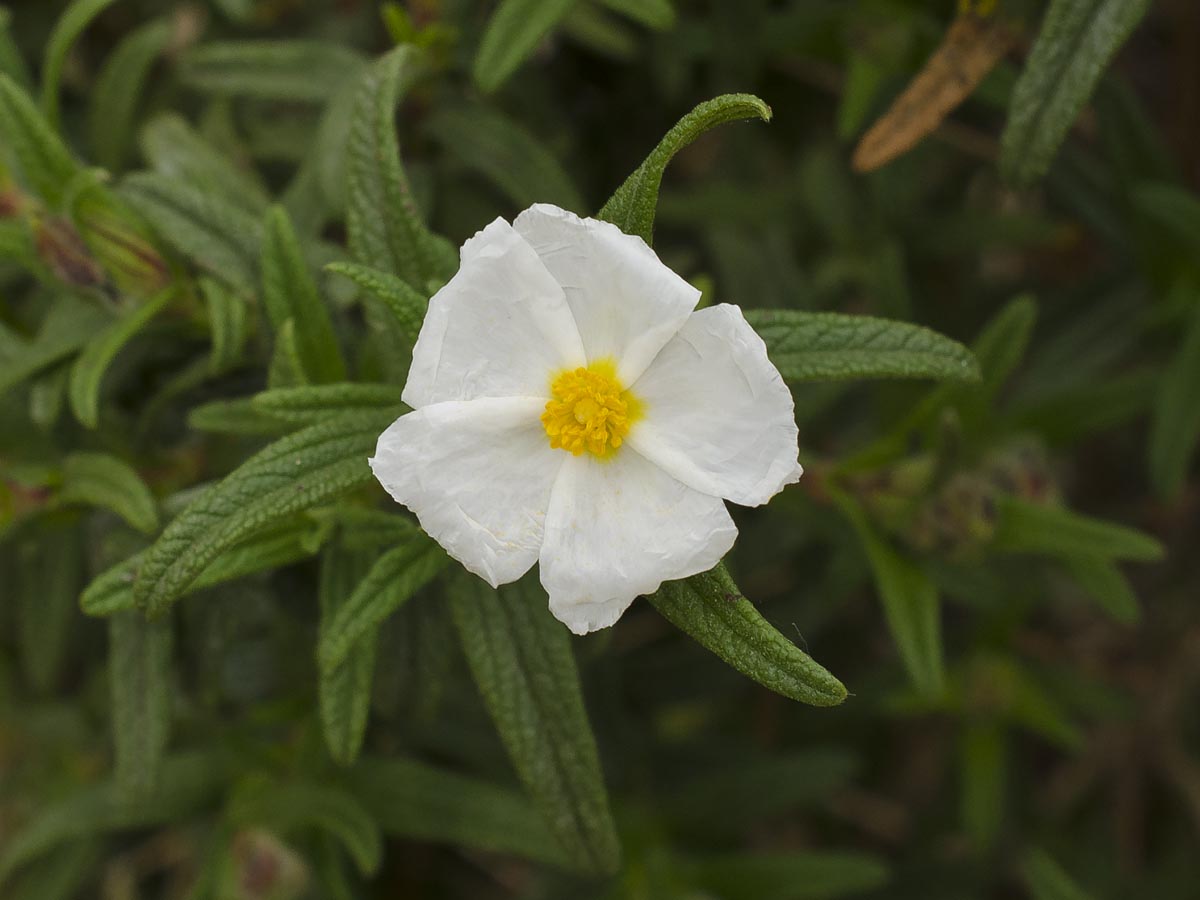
[542,362,638,459]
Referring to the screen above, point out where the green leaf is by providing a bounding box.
[0,299,110,397]
[681,851,890,900]
[0,751,227,889]
[346,46,456,291]
[649,563,847,706]
[15,525,82,694]
[425,103,584,210]
[318,530,448,670]
[178,41,367,103]
[1149,292,1200,498]
[40,0,118,130]
[972,293,1038,399]
[140,114,271,214]
[187,396,292,437]
[228,779,382,876]
[133,410,393,616]
[1063,554,1139,623]
[261,205,346,383]
[59,452,159,534]
[833,492,944,696]
[472,0,579,94]
[596,0,676,30]
[318,545,377,766]
[1019,848,1096,900]
[89,18,171,171]
[0,8,33,89]
[598,93,771,244]
[108,609,173,802]
[325,260,427,350]
[120,172,262,294]
[961,721,1006,849]
[449,573,620,875]
[201,277,250,374]
[252,382,404,424]
[68,287,174,428]
[1000,0,1153,185]
[0,73,80,205]
[992,495,1164,562]
[344,757,568,866]
[1130,182,1200,252]
[267,318,308,388]
[743,310,980,384]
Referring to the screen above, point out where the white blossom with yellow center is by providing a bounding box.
[369,204,802,634]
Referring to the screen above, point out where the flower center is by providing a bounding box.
[541,360,641,459]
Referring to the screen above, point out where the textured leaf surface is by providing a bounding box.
[993,496,1164,562]
[178,41,366,102]
[598,93,771,244]
[649,563,847,706]
[109,610,172,801]
[252,382,404,424]
[744,309,980,383]
[326,261,427,350]
[473,0,579,94]
[318,529,447,670]
[1000,0,1153,185]
[318,545,377,766]
[449,574,620,875]
[134,410,393,615]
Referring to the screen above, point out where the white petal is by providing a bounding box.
[513,204,700,385]
[538,451,738,634]
[369,398,563,587]
[627,304,802,507]
[402,217,586,407]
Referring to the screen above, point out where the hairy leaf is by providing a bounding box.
[325,261,427,350]
[449,574,620,875]
[318,545,377,766]
[252,382,404,424]
[109,610,173,801]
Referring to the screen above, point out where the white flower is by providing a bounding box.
[369,204,802,634]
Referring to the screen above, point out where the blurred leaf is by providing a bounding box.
[346,46,457,292]
[317,530,447,672]
[1001,0,1153,185]
[134,410,393,616]
[834,491,944,696]
[1019,848,1096,900]
[680,851,890,900]
[202,276,251,374]
[59,452,159,534]
[68,286,174,428]
[1148,290,1200,498]
[426,103,584,211]
[992,495,1164,562]
[252,382,404,424]
[178,41,367,102]
[473,0,579,93]
[0,750,227,888]
[649,563,847,706]
[318,545,376,766]
[598,93,771,244]
[141,114,271,214]
[597,0,676,30]
[449,573,621,875]
[345,757,568,866]
[971,293,1038,399]
[89,18,171,171]
[6,841,100,900]
[109,609,173,802]
[39,0,118,129]
[1130,182,1200,252]
[229,780,382,876]
[961,721,1005,848]
[1063,553,1139,623]
[326,260,427,350]
[15,525,82,693]
[0,73,80,205]
[187,396,292,436]
[744,309,979,384]
[0,8,32,89]
[261,205,346,383]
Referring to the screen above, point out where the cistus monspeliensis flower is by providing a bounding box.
[370,204,802,634]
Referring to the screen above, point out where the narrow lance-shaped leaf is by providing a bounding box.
[1062,554,1139,624]
[109,610,173,802]
[252,382,404,425]
[201,277,250,374]
[16,526,82,694]
[141,114,271,214]
[318,544,378,766]
[743,309,980,384]
[89,18,171,171]
[326,260,427,351]
[346,46,456,291]
[261,205,346,384]
[0,74,80,205]
[649,562,847,706]
[472,0,579,94]
[318,529,448,670]
[1019,848,1096,900]
[449,573,621,876]
[1000,0,1153,185]
[0,9,33,89]
[40,0,118,129]
[991,495,1164,562]
[598,93,772,245]
[59,452,159,534]
[68,286,175,428]
[178,41,366,103]
[680,851,890,900]
[133,409,395,616]
[1149,290,1200,498]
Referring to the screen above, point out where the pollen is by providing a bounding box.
[542,361,641,459]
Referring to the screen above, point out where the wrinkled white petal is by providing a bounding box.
[513,204,699,385]
[627,304,802,507]
[539,451,738,634]
[369,398,562,587]
[402,217,586,407]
